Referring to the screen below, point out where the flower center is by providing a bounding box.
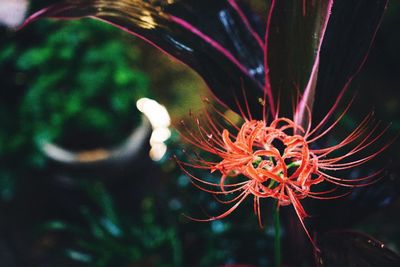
[216,119,320,204]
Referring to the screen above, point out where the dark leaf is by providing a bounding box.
[23,0,334,119]
[23,0,265,116]
[309,167,400,231]
[303,0,392,232]
[267,0,332,122]
[317,231,400,267]
[22,1,388,121]
[313,0,388,122]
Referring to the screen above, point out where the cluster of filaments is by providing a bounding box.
[177,102,388,246]
[213,119,322,206]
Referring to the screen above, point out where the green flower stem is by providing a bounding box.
[268,179,276,188]
[286,161,300,169]
[273,205,281,267]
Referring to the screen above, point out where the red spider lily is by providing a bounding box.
[176,95,391,249]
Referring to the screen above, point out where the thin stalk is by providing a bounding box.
[273,205,281,267]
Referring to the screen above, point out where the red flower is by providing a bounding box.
[177,97,391,249]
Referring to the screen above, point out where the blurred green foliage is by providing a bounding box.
[1,19,149,154]
[0,19,150,202]
[42,181,182,267]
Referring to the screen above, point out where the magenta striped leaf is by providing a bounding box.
[22,0,335,120]
[23,0,388,123]
[314,0,388,123]
[23,0,265,116]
